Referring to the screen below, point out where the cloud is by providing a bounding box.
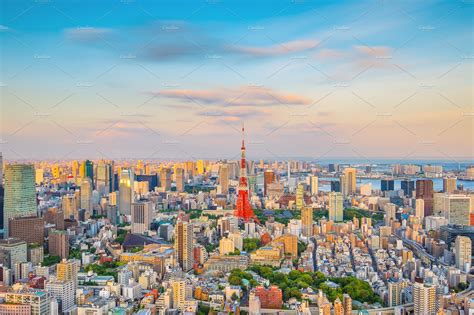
[197,106,270,121]
[0,25,10,32]
[315,48,346,59]
[229,39,320,57]
[155,87,312,107]
[64,27,113,43]
[354,45,391,58]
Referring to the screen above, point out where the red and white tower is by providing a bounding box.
[234,125,259,223]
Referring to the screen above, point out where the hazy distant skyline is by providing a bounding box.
[1,0,472,160]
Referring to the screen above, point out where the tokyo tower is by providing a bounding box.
[234,125,259,223]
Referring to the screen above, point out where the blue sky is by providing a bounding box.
[0,0,472,161]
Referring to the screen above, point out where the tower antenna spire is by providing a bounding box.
[234,123,258,223]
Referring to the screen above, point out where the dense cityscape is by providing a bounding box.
[0,126,472,314]
[1,0,473,314]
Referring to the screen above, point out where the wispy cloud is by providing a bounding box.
[155,86,312,107]
[229,39,320,57]
[64,27,113,43]
[0,25,11,32]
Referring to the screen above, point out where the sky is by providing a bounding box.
[0,0,473,161]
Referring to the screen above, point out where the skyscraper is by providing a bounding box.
[160,167,171,191]
[328,192,343,222]
[454,236,471,272]
[343,294,352,315]
[381,179,395,192]
[46,279,75,313]
[49,229,69,259]
[219,164,229,194]
[330,181,341,192]
[3,164,36,238]
[175,168,185,192]
[174,220,193,272]
[443,177,457,194]
[415,199,425,221]
[310,175,318,195]
[119,168,134,215]
[301,207,313,237]
[8,215,44,245]
[56,258,79,287]
[296,183,305,210]
[62,194,77,220]
[131,201,153,234]
[442,195,471,226]
[401,179,415,197]
[416,179,434,216]
[80,177,93,214]
[384,203,397,226]
[413,280,437,315]
[196,160,204,175]
[96,160,113,195]
[343,167,356,196]
[263,170,275,197]
[0,152,3,185]
[79,160,93,183]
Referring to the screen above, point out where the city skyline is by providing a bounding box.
[1,0,473,160]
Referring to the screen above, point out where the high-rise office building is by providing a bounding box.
[301,207,313,237]
[415,199,425,221]
[131,201,153,234]
[71,160,79,178]
[8,216,44,245]
[61,194,77,220]
[454,236,472,272]
[219,164,229,194]
[443,177,457,194]
[296,183,305,210]
[79,160,93,182]
[35,168,44,185]
[196,160,204,175]
[160,167,171,191]
[0,152,2,184]
[331,181,341,192]
[106,205,118,225]
[175,168,185,192]
[381,179,395,192]
[0,185,3,235]
[0,238,27,270]
[342,167,356,196]
[442,195,471,226]
[401,179,415,197]
[416,179,434,216]
[80,177,93,213]
[96,160,114,195]
[3,164,37,238]
[328,192,343,222]
[263,170,275,196]
[384,203,397,226]
[310,175,318,195]
[119,168,134,215]
[48,229,69,259]
[174,220,193,272]
[413,280,437,315]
